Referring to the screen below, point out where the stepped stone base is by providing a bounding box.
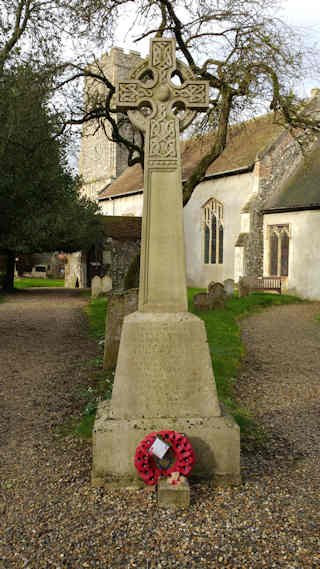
[92,401,240,488]
[92,311,240,488]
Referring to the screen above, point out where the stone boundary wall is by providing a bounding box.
[103,237,140,291]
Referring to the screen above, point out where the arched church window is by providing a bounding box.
[268,225,290,276]
[204,224,210,264]
[219,224,224,264]
[203,198,224,264]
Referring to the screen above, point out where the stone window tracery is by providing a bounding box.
[203,198,224,265]
[268,225,290,276]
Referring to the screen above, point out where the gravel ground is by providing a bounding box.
[0,290,319,569]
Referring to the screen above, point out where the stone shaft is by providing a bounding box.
[139,169,187,312]
[115,38,209,312]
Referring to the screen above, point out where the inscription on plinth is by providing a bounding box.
[110,312,221,419]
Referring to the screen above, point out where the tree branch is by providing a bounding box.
[183,87,233,206]
[0,0,32,71]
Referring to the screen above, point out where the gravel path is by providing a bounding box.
[0,291,319,569]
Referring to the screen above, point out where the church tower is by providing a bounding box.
[78,48,142,203]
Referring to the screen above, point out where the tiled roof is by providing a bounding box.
[264,142,320,212]
[103,215,142,240]
[99,113,284,200]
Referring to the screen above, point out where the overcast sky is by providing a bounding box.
[109,0,320,97]
[114,2,320,48]
[283,0,320,95]
[68,1,320,168]
[284,0,320,26]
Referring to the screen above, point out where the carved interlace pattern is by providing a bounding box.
[151,41,174,82]
[149,119,176,159]
[118,82,153,104]
[148,103,177,168]
[173,84,207,104]
[116,39,209,168]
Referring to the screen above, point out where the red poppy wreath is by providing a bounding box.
[134,430,195,485]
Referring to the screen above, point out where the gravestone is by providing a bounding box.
[208,282,226,308]
[103,289,138,370]
[194,282,226,311]
[193,291,214,311]
[91,275,102,298]
[207,281,216,295]
[92,38,240,488]
[238,277,248,297]
[224,278,235,298]
[238,276,258,297]
[102,275,112,294]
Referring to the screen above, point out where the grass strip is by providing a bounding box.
[84,296,108,341]
[188,288,303,445]
[77,289,303,444]
[14,277,65,288]
[71,296,109,438]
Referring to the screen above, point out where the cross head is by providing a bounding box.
[115,38,209,172]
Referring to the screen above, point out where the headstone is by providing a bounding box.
[208,282,226,308]
[238,276,258,297]
[102,275,112,294]
[194,282,226,311]
[103,289,138,370]
[193,291,213,311]
[207,281,216,295]
[92,38,240,488]
[238,277,249,297]
[224,278,235,298]
[91,275,102,298]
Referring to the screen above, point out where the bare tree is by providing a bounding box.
[1,1,320,204]
[58,0,320,204]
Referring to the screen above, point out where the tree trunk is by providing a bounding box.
[2,250,15,292]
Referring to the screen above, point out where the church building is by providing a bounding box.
[66,47,320,301]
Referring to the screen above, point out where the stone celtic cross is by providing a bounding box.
[115,38,209,312]
[94,42,240,491]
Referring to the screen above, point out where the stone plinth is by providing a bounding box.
[157,477,190,508]
[92,401,240,487]
[92,312,240,488]
[109,311,220,419]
